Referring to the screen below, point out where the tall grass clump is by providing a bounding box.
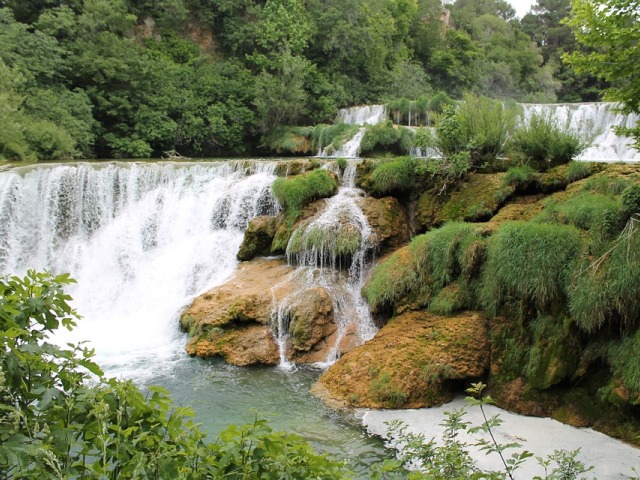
[262,126,313,154]
[363,247,419,313]
[570,219,640,333]
[482,222,583,314]
[272,169,337,222]
[287,223,361,265]
[509,112,587,170]
[456,93,517,164]
[368,156,415,195]
[621,184,640,220]
[359,121,403,154]
[502,165,541,190]
[311,123,359,152]
[609,330,640,394]
[565,161,592,183]
[535,192,621,231]
[583,175,632,196]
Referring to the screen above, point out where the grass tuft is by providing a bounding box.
[272,170,337,223]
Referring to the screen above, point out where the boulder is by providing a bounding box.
[314,310,490,408]
[237,215,278,261]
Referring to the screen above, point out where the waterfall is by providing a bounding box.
[336,105,387,126]
[520,102,639,162]
[318,127,366,158]
[0,161,278,380]
[273,161,378,368]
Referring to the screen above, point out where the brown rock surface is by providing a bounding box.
[314,310,490,408]
[358,196,410,253]
[237,216,278,261]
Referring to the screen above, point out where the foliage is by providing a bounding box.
[535,192,621,232]
[621,184,640,220]
[368,157,416,195]
[482,221,583,314]
[569,218,640,333]
[272,169,337,222]
[508,112,587,170]
[564,0,640,148]
[312,123,359,153]
[261,126,313,155]
[0,271,345,478]
[360,122,404,155]
[503,165,541,189]
[582,175,632,196]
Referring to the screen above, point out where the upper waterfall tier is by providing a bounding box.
[336,105,387,125]
[520,102,639,162]
[0,161,279,379]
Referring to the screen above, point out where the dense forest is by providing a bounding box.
[0,0,606,160]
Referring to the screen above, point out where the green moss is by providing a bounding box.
[482,221,583,314]
[272,169,338,223]
[369,371,408,408]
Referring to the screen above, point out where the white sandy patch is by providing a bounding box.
[361,397,640,479]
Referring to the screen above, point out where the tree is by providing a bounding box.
[564,0,640,147]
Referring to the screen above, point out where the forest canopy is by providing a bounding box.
[0,0,613,160]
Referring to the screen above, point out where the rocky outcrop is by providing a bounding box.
[237,216,278,261]
[358,196,410,254]
[314,310,490,409]
[181,258,359,366]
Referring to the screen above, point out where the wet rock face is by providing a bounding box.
[181,258,351,366]
[358,196,410,254]
[314,310,490,409]
[236,216,278,261]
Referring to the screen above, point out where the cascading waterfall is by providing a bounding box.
[0,161,278,380]
[273,161,378,368]
[521,102,639,162]
[320,105,388,158]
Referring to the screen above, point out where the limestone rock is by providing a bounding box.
[287,286,336,352]
[358,196,410,253]
[237,215,278,261]
[315,310,490,408]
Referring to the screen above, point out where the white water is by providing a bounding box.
[273,162,378,367]
[521,102,639,162]
[337,105,388,126]
[0,161,278,380]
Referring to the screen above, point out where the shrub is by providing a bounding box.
[482,222,583,314]
[502,165,541,189]
[428,91,455,114]
[508,112,587,170]
[272,169,337,222]
[565,161,592,183]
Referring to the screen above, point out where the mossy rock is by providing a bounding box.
[287,286,336,352]
[315,310,490,409]
[358,196,410,253]
[237,215,278,261]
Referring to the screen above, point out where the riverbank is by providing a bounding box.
[361,397,640,479]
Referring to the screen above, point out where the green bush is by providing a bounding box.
[272,169,338,222]
[482,222,583,313]
[360,121,402,154]
[428,91,455,114]
[565,161,592,183]
[570,222,640,333]
[368,156,415,194]
[502,165,541,189]
[508,112,587,170]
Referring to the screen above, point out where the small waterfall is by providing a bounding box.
[520,102,639,162]
[318,127,366,159]
[273,162,378,368]
[0,161,278,380]
[336,105,387,126]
